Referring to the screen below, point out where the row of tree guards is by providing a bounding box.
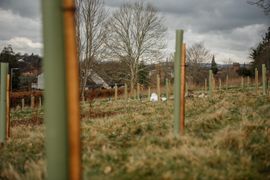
[207,64,268,96]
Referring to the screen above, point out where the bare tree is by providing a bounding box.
[248,0,270,15]
[76,0,107,99]
[186,42,211,84]
[105,1,167,91]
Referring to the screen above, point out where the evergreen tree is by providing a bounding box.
[211,55,218,75]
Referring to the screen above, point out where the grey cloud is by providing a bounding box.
[0,0,41,19]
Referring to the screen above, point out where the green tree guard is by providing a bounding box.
[0,63,8,144]
[173,30,184,136]
[137,83,140,100]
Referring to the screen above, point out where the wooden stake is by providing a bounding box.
[6,75,10,138]
[148,87,151,101]
[114,84,118,101]
[21,98,25,110]
[180,43,186,135]
[226,74,229,90]
[124,83,128,101]
[219,78,222,91]
[204,78,207,92]
[255,68,258,94]
[157,75,160,101]
[137,83,140,100]
[262,64,266,95]
[208,70,213,96]
[31,95,35,109]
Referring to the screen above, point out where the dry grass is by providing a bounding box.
[1,90,270,179]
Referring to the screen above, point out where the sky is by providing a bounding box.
[0,0,269,64]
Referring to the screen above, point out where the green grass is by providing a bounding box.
[1,90,270,179]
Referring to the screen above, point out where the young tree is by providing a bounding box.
[76,0,108,99]
[211,55,218,75]
[186,42,211,84]
[105,1,167,91]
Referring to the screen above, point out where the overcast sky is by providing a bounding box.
[0,0,269,63]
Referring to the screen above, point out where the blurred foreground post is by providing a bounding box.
[180,44,186,135]
[262,64,266,95]
[148,87,151,100]
[42,0,81,179]
[0,63,8,144]
[173,30,184,136]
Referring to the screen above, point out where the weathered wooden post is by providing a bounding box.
[157,75,160,101]
[247,76,250,88]
[255,68,258,93]
[204,78,207,92]
[114,84,118,101]
[21,98,25,110]
[241,76,244,89]
[226,74,229,90]
[180,43,186,135]
[0,63,8,144]
[185,82,188,96]
[31,95,35,109]
[173,30,184,136]
[39,97,42,109]
[6,75,10,138]
[124,83,128,101]
[148,87,151,100]
[42,0,81,178]
[262,64,266,95]
[208,70,213,96]
[166,79,169,100]
[219,78,222,91]
[137,83,140,100]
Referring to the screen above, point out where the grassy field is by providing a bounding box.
[0,90,270,179]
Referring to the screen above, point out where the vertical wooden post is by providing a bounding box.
[0,63,8,143]
[148,87,151,100]
[124,83,128,101]
[226,74,229,90]
[166,79,169,100]
[247,76,250,88]
[21,98,25,110]
[6,74,10,139]
[42,0,81,179]
[208,70,213,96]
[204,78,207,92]
[157,75,160,101]
[31,95,35,109]
[212,76,215,91]
[173,30,184,136]
[241,76,244,90]
[39,97,42,109]
[137,83,140,100]
[255,68,258,93]
[114,84,118,101]
[262,64,266,95]
[180,43,186,135]
[185,82,188,96]
[219,78,222,91]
